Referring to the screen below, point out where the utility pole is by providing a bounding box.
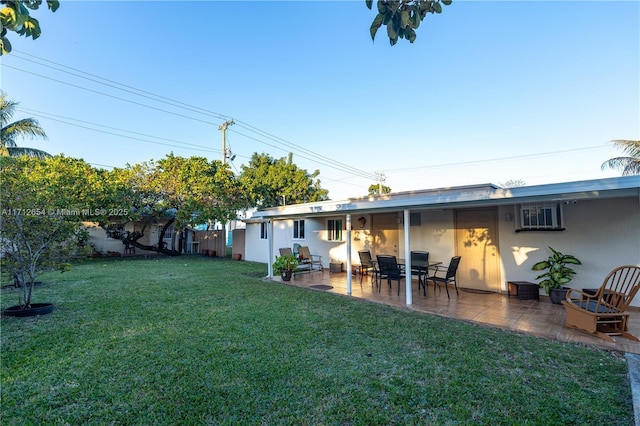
[217,119,235,258]
[219,119,234,165]
[374,171,386,195]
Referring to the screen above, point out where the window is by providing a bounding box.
[158,224,175,240]
[327,219,343,241]
[293,219,305,239]
[410,212,421,226]
[105,225,122,240]
[260,222,268,240]
[519,203,563,231]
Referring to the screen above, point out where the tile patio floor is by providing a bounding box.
[274,270,640,355]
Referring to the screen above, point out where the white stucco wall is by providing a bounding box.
[244,222,267,263]
[499,197,640,305]
[400,210,456,263]
[245,218,331,268]
[245,195,639,304]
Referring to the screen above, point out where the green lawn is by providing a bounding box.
[1,257,634,425]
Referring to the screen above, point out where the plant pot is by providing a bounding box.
[232,253,242,261]
[549,288,569,304]
[3,303,54,317]
[281,270,293,281]
[208,250,216,257]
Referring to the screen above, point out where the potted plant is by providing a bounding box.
[273,254,299,281]
[531,246,582,304]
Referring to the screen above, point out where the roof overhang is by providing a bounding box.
[247,176,640,221]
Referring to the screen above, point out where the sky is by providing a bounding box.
[1,0,638,200]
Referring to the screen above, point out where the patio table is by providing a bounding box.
[372,258,442,293]
[411,260,442,295]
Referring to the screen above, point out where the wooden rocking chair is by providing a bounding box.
[562,265,640,342]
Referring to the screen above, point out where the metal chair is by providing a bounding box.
[410,251,430,296]
[376,254,405,296]
[298,246,323,273]
[357,250,377,285]
[279,247,293,256]
[426,256,461,299]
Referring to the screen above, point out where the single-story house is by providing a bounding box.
[243,176,640,306]
[84,220,197,255]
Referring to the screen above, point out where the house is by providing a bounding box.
[84,219,197,256]
[243,176,640,306]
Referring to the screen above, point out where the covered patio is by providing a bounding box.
[273,271,640,355]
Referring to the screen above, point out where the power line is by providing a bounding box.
[4,64,217,127]
[17,107,220,154]
[229,119,378,180]
[384,145,612,174]
[10,50,232,122]
[5,51,611,186]
[6,51,378,180]
[230,128,375,180]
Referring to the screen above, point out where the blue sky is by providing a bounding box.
[2,1,638,199]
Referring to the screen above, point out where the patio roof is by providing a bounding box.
[248,175,640,220]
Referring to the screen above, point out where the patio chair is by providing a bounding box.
[562,265,640,342]
[298,246,323,273]
[358,250,377,285]
[376,255,405,296]
[410,251,430,296]
[279,247,293,256]
[426,256,461,299]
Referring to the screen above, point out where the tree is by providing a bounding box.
[105,154,251,255]
[499,179,526,188]
[601,140,640,176]
[0,155,106,309]
[239,152,329,208]
[368,183,392,195]
[0,91,50,158]
[366,0,452,46]
[0,0,59,55]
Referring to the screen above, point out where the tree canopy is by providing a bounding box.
[0,0,59,55]
[366,0,452,46]
[0,155,107,307]
[0,1,450,55]
[105,154,251,255]
[601,140,640,176]
[239,152,329,208]
[368,183,392,195]
[0,91,50,158]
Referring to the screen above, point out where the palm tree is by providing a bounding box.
[601,139,640,176]
[0,92,50,158]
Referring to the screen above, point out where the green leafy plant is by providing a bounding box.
[272,254,299,273]
[366,0,452,46]
[0,156,96,309]
[531,246,582,293]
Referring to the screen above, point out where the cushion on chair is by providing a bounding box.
[574,301,617,314]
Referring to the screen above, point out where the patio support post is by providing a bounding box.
[267,220,274,278]
[346,214,352,295]
[404,209,412,306]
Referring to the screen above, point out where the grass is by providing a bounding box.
[1,256,634,425]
